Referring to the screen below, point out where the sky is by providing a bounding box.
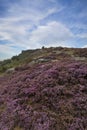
[0,0,87,60]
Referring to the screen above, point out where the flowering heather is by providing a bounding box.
[0,60,87,130]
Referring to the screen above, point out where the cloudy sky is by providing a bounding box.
[0,0,87,60]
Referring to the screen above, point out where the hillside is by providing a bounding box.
[0,47,87,74]
[0,47,87,130]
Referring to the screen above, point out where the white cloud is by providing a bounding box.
[28,21,74,48]
[82,45,87,48]
[0,0,61,48]
[69,23,87,30]
[0,44,20,60]
[76,33,87,39]
[0,44,15,54]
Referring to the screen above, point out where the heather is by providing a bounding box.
[0,47,87,74]
[0,58,87,130]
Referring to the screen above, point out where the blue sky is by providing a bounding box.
[0,0,87,60]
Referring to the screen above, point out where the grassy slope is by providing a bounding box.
[0,47,87,74]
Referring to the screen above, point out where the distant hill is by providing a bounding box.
[0,47,87,74]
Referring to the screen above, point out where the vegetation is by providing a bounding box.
[0,47,87,130]
[0,47,87,74]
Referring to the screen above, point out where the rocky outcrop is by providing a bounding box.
[5,68,15,74]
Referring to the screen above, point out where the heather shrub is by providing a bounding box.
[0,60,87,130]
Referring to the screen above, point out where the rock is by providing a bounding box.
[6,68,15,74]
